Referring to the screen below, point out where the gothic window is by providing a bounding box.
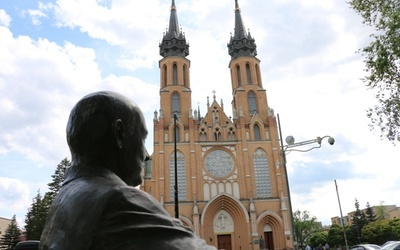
[228,127,236,140]
[253,149,272,198]
[254,124,261,140]
[163,65,167,86]
[144,158,152,179]
[172,92,180,114]
[200,128,207,141]
[174,125,180,142]
[246,63,252,84]
[173,64,178,85]
[183,64,187,86]
[169,151,187,201]
[248,92,257,114]
[214,128,221,141]
[236,65,242,86]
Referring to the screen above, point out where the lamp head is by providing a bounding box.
[285,135,295,145]
[328,137,335,145]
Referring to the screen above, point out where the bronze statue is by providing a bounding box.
[40,91,214,249]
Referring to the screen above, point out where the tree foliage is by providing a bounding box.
[365,202,377,223]
[327,224,347,248]
[362,218,400,245]
[23,158,69,242]
[25,191,51,240]
[351,198,368,243]
[47,158,69,200]
[349,0,400,142]
[0,215,21,250]
[293,210,322,249]
[309,231,328,249]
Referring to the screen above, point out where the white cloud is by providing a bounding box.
[0,24,158,167]
[0,9,11,27]
[0,177,30,211]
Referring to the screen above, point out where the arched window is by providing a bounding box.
[248,92,257,114]
[246,63,252,84]
[183,64,187,86]
[253,149,272,198]
[172,92,180,114]
[169,151,187,201]
[214,128,221,141]
[236,65,242,86]
[163,65,167,86]
[173,64,178,85]
[254,124,261,140]
[200,128,207,141]
[228,127,236,140]
[174,125,180,142]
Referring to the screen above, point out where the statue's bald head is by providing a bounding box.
[66,91,148,186]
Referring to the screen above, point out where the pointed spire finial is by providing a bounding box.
[235,0,239,10]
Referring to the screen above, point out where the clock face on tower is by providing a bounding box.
[204,149,234,178]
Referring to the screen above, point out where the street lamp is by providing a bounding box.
[277,114,335,250]
[173,113,179,219]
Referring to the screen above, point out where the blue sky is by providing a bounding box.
[0,0,399,227]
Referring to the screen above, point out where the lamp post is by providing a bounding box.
[277,114,335,250]
[173,113,179,219]
[335,180,349,250]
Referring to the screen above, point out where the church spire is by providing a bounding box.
[160,0,189,58]
[227,0,257,59]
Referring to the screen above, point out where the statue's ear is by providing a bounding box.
[113,119,125,149]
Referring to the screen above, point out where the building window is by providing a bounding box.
[169,151,187,201]
[254,124,261,140]
[248,92,257,114]
[163,65,167,86]
[173,64,178,85]
[253,149,272,198]
[172,92,180,114]
[174,125,180,142]
[246,63,252,84]
[144,158,152,179]
[183,64,187,86]
[200,128,207,141]
[236,65,242,86]
[228,127,236,140]
[214,128,221,141]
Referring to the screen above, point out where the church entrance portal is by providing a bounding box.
[217,234,232,250]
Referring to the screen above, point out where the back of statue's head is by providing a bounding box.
[66,91,139,160]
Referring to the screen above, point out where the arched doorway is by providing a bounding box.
[201,194,250,250]
[263,224,274,250]
[214,210,234,250]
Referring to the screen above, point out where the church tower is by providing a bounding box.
[144,1,294,249]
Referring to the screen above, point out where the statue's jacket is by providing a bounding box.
[40,164,214,250]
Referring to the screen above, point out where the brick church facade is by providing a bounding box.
[142,1,294,249]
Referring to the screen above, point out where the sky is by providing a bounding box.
[0,0,399,228]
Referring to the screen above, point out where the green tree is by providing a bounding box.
[293,210,322,249]
[349,0,400,142]
[327,223,346,248]
[23,158,69,242]
[362,219,400,244]
[352,198,368,243]
[0,215,21,249]
[25,191,50,240]
[309,231,328,248]
[47,158,69,200]
[365,202,377,223]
